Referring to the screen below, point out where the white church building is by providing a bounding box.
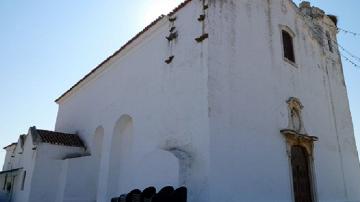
[1,0,360,201]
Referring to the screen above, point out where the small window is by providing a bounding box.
[282,30,295,63]
[21,171,26,191]
[326,31,333,53]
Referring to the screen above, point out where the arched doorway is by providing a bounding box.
[291,145,313,202]
[107,115,134,199]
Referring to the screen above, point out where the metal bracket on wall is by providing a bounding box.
[166,32,178,41]
[170,26,176,33]
[195,33,209,42]
[198,14,206,22]
[165,56,175,64]
[169,16,177,22]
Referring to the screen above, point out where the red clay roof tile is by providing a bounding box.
[36,129,85,147]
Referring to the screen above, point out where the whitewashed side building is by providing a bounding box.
[1,0,360,202]
[0,127,87,202]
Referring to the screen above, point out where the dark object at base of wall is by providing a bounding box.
[111,186,187,202]
[152,186,174,202]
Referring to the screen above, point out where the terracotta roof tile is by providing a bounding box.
[36,129,85,147]
[55,0,192,103]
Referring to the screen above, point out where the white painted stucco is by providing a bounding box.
[206,1,360,201]
[2,0,360,202]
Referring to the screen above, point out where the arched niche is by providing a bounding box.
[107,114,134,199]
[91,126,104,200]
[92,126,104,159]
[133,149,180,190]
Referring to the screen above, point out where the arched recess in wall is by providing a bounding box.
[133,149,180,190]
[92,126,104,199]
[92,126,104,159]
[132,147,191,193]
[107,114,134,199]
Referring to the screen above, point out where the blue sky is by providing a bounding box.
[0,0,359,165]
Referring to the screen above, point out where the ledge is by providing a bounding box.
[280,129,318,142]
[0,168,23,175]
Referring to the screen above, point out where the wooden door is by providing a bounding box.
[291,146,313,202]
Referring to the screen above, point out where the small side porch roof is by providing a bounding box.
[0,168,23,175]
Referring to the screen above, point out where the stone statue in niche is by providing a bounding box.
[287,97,305,134]
[291,106,301,132]
[281,97,318,157]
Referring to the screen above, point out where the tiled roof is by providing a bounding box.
[55,0,192,103]
[3,143,17,150]
[36,129,85,148]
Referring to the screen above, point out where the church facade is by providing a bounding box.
[1,0,360,201]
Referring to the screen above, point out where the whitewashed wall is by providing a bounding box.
[57,156,98,202]
[2,145,16,171]
[10,132,36,202]
[28,144,85,202]
[55,0,210,201]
